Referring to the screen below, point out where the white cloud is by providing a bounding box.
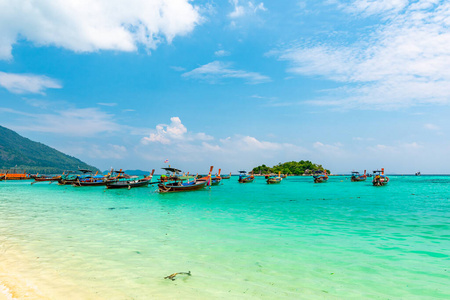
[2,107,121,136]
[214,50,231,57]
[340,0,409,16]
[182,61,271,84]
[97,102,117,107]
[88,144,127,159]
[0,72,61,94]
[141,117,213,145]
[0,0,201,60]
[137,117,308,170]
[424,123,440,130]
[228,0,267,19]
[274,1,450,109]
[313,141,344,154]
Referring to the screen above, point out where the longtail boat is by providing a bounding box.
[0,169,29,180]
[106,169,156,189]
[220,172,231,179]
[210,169,222,186]
[73,169,112,187]
[238,171,254,183]
[158,166,212,193]
[351,170,367,182]
[313,170,328,183]
[58,171,80,185]
[372,168,389,186]
[31,174,61,185]
[267,172,282,184]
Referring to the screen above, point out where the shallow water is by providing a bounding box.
[0,176,449,299]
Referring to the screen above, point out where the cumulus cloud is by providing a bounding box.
[0,0,201,59]
[0,72,62,94]
[141,117,212,145]
[138,117,308,169]
[273,1,450,109]
[182,61,271,84]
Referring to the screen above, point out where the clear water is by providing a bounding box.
[0,176,449,299]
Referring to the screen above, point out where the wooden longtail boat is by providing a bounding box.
[238,171,254,183]
[0,170,29,180]
[158,166,212,193]
[106,170,156,189]
[72,169,114,187]
[210,169,222,186]
[313,170,328,183]
[372,168,389,186]
[351,170,367,182]
[267,172,282,184]
[220,172,231,179]
[58,171,80,185]
[31,174,61,185]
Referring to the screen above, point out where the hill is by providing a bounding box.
[0,125,100,174]
[252,161,330,175]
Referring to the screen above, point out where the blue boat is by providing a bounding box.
[313,170,328,183]
[372,168,389,186]
[238,171,254,183]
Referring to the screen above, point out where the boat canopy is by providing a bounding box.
[78,169,92,173]
[162,167,182,173]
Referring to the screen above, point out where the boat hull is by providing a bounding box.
[267,179,281,184]
[106,179,151,189]
[351,177,367,182]
[314,177,328,183]
[158,180,208,193]
[238,178,254,183]
[372,177,389,186]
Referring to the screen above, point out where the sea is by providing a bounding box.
[0,176,449,299]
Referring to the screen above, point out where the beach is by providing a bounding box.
[1,176,449,299]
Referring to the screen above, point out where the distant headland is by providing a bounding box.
[0,125,99,174]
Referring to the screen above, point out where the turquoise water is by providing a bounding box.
[0,176,449,299]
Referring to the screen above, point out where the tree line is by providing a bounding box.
[252,160,330,175]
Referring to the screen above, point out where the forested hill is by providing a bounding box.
[252,161,330,175]
[0,125,100,174]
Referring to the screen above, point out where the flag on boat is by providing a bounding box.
[164,159,169,163]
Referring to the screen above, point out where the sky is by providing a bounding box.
[1,0,450,174]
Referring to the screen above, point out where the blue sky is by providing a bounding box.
[1,0,450,174]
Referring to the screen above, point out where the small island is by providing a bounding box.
[252,160,330,176]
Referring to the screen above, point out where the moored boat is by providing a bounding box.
[220,172,231,179]
[72,169,112,187]
[313,170,328,183]
[210,169,222,186]
[238,171,254,183]
[351,170,367,182]
[158,166,212,193]
[267,172,282,184]
[106,170,155,189]
[31,174,61,185]
[372,168,389,186]
[0,169,29,180]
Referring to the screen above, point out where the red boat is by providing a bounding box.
[372,168,389,186]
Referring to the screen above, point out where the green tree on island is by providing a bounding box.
[252,161,330,175]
